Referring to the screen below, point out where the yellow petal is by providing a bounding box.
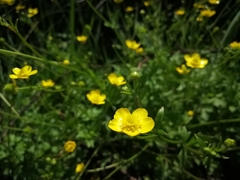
[108,119,122,132]
[29,69,38,75]
[12,68,21,75]
[114,108,130,121]
[9,74,19,79]
[184,54,191,62]
[192,53,200,59]
[123,129,140,136]
[22,65,32,74]
[140,117,155,133]
[132,108,148,120]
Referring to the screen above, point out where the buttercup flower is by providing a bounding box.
[86,90,106,105]
[0,0,15,5]
[75,163,85,173]
[108,73,126,86]
[135,47,144,53]
[9,65,38,79]
[184,53,208,68]
[193,3,205,9]
[108,108,155,137]
[16,4,25,11]
[187,110,194,116]
[63,59,70,65]
[208,0,220,4]
[125,40,141,50]
[113,0,123,3]
[27,8,38,18]
[76,35,88,43]
[175,9,185,15]
[143,1,150,6]
[125,6,134,12]
[176,64,190,74]
[200,9,216,17]
[41,79,55,87]
[64,141,76,153]
[230,41,240,49]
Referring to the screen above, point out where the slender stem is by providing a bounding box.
[86,163,119,173]
[182,169,203,180]
[70,0,75,56]
[85,0,108,22]
[0,93,20,117]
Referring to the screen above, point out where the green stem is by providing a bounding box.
[0,93,20,117]
[182,169,203,180]
[85,0,108,22]
[70,0,75,56]
[86,162,119,173]
[187,118,240,129]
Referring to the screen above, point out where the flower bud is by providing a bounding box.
[78,81,85,87]
[45,157,51,162]
[130,71,140,80]
[224,138,236,147]
[51,158,57,165]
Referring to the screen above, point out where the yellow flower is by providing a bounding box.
[184,53,208,68]
[41,79,55,87]
[16,4,25,11]
[193,3,205,9]
[135,47,144,53]
[125,6,134,12]
[76,35,88,43]
[230,41,240,49]
[196,16,203,21]
[108,108,155,137]
[0,0,15,5]
[64,141,76,153]
[187,110,194,116]
[113,0,123,3]
[175,9,185,15]
[200,9,216,17]
[9,65,38,79]
[27,8,38,18]
[86,90,106,105]
[125,40,141,50]
[75,163,85,173]
[63,59,70,65]
[208,0,220,4]
[108,73,126,86]
[143,1,150,6]
[176,64,190,74]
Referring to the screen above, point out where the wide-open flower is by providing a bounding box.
[176,64,190,74]
[108,108,155,137]
[76,35,88,43]
[0,0,15,5]
[108,73,126,86]
[208,0,220,5]
[27,8,38,18]
[86,90,106,105]
[184,53,208,68]
[125,40,141,50]
[75,163,85,173]
[200,9,216,17]
[64,140,76,153]
[41,79,55,87]
[9,65,38,79]
[230,41,240,49]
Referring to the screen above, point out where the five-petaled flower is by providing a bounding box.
[27,8,38,18]
[108,108,155,137]
[75,163,85,173]
[64,140,76,153]
[184,53,208,68]
[9,65,38,79]
[76,35,88,43]
[41,79,55,87]
[200,9,216,17]
[175,9,185,15]
[176,64,190,74]
[230,41,240,49]
[86,90,106,105]
[108,73,126,86]
[0,0,15,5]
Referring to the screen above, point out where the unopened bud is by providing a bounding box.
[130,71,140,80]
[224,138,236,147]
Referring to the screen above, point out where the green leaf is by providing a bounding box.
[194,134,206,149]
[155,107,164,130]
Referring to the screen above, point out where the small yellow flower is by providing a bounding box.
[196,16,203,21]
[76,35,88,43]
[16,4,25,11]
[64,141,76,153]
[108,73,126,86]
[108,108,155,137]
[27,8,38,18]
[41,79,55,87]
[184,53,208,68]
[125,40,141,50]
[75,163,85,173]
[143,1,150,6]
[193,3,205,9]
[125,6,134,12]
[86,90,106,105]
[208,0,220,4]
[0,0,15,5]
[187,110,194,116]
[230,41,240,49]
[135,47,144,53]
[176,64,190,74]
[113,0,123,3]
[9,65,38,79]
[175,9,185,15]
[200,9,216,17]
[63,59,70,65]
